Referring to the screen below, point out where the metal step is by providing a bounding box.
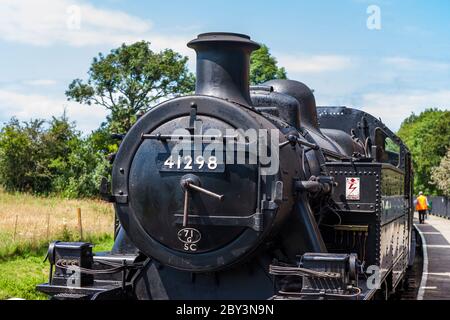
[52,293,89,300]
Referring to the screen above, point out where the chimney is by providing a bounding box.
[187,32,260,106]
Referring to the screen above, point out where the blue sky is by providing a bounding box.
[0,0,449,132]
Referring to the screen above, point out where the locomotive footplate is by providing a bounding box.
[36,241,143,300]
[36,280,132,300]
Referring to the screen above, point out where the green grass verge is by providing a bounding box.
[0,235,114,300]
[0,255,48,300]
[0,230,113,262]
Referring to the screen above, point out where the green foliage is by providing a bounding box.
[431,148,450,196]
[0,115,77,194]
[397,109,450,195]
[66,41,195,133]
[250,44,287,85]
[0,115,111,198]
[385,137,400,154]
[50,133,111,198]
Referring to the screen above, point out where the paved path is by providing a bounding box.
[415,214,450,300]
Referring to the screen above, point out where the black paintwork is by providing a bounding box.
[37,32,413,300]
[188,32,260,106]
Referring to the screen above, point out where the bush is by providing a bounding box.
[0,115,112,198]
[0,118,55,193]
[51,133,111,198]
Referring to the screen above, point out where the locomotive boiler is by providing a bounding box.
[37,32,414,300]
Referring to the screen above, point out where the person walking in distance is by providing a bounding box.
[416,191,429,224]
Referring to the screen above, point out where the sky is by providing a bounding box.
[0,0,449,133]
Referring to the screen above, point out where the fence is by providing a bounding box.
[429,196,450,219]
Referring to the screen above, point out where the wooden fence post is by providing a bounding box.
[46,213,50,240]
[77,208,83,240]
[13,215,18,242]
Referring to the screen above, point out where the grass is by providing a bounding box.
[0,190,116,299]
[0,255,48,300]
[0,190,114,259]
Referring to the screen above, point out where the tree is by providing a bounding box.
[250,44,287,85]
[0,115,77,193]
[397,109,450,195]
[50,133,111,198]
[0,114,110,198]
[431,148,450,196]
[0,118,40,192]
[66,41,195,133]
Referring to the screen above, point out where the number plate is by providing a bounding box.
[157,153,225,173]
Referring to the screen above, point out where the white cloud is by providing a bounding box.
[277,54,354,74]
[383,57,450,72]
[0,0,150,47]
[359,90,450,130]
[0,89,108,133]
[0,0,192,56]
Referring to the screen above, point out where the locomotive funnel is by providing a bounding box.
[188,32,260,106]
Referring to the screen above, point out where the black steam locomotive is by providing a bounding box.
[37,32,414,300]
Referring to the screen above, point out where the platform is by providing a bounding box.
[415,214,450,300]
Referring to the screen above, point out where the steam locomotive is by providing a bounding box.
[37,32,414,300]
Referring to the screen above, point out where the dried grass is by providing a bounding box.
[0,190,114,259]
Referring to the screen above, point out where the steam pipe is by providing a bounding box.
[295,194,327,253]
